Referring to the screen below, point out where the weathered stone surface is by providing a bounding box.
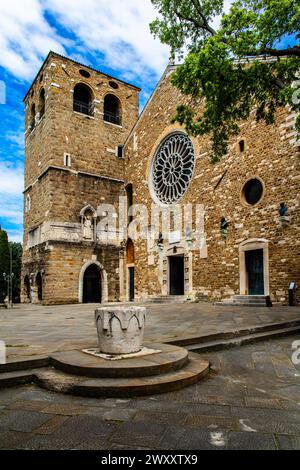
[95,306,146,354]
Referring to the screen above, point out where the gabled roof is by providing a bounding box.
[124,63,177,147]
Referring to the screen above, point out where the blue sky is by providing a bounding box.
[0,0,170,242]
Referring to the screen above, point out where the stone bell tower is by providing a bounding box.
[22,51,140,305]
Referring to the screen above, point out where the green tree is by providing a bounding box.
[150,0,300,161]
[10,242,23,303]
[0,227,10,302]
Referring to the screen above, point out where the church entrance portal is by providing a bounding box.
[245,249,264,295]
[83,264,102,303]
[169,255,185,295]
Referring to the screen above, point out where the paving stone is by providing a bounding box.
[109,421,166,448]
[185,414,240,431]
[0,410,54,433]
[83,407,137,422]
[34,415,70,435]
[109,444,152,450]
[16,435,108,450]
[7,400,48,412]
[157,426,187,450]
[40,403,87,416]
[53,415,118,441]
[133,410,187,427]
[228,431,277,450]
[276,434,300,450]
[244,397,284,409]
[180,403,232,417]
[0,431,32,449]
[179,428,227,450]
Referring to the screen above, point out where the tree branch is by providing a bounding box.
[191,0,216,35]
[174,7,216,36]
[250,47,300,58]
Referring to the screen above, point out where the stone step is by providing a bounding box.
[217,295,272,307]
[168,320,300,347]
[0,370,34,389]
[234,295,266,300]
[34,353,209,398]
[50,343,189,378]
[0,356,49,374]
[187,325,300,353]
[147,295,188,304]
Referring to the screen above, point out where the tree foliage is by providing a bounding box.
[150,0,300,161]
[10,242,23,303]
[0,228,10,302]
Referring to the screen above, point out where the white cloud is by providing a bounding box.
[0,163,24,238]
[0,0,66,80]
[44,0,170,80]
[0,0,233,84]
[0,162,24,196]
[6,131,24,148]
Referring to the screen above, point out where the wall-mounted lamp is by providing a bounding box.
[279,203,290,227]
[157,232,164,251]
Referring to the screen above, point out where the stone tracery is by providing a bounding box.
[151,132,195,205]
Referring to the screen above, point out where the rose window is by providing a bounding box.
[151,133,195,205]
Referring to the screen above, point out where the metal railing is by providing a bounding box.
[73,99,94,117]
[104,110,121,125]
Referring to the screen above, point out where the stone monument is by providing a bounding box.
[94,306,146,355]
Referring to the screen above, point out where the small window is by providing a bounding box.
[64,153,71,167]
[239,140,245,153]
[109,81,119,90]
[38,88,45,119]
[104,94,121,125]
[73,83,94,116]
[29,104,36,131]
[117,146,123,159]
[243,178,264,205]
[25,194,31,213]
[79,69,91,78]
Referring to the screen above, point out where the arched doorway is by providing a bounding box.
[126,239,135,301]
[83,264,102,303]
[36,273,43,303]
[24,276,31,303]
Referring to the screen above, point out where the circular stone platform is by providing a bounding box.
[50,343,189,378]
[33,344,210,398]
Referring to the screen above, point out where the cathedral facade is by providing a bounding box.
[22,52,300,305]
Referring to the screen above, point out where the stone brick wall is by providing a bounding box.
[22,242,120,305]
[124,67,300,303]
[22,52,139,304]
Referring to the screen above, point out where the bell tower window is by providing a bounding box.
[38,88,45,119]
[104,94,121,125]
[73,83,94,116]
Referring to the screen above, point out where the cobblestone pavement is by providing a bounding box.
[1,302,300,359]
[0,335,299,450]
